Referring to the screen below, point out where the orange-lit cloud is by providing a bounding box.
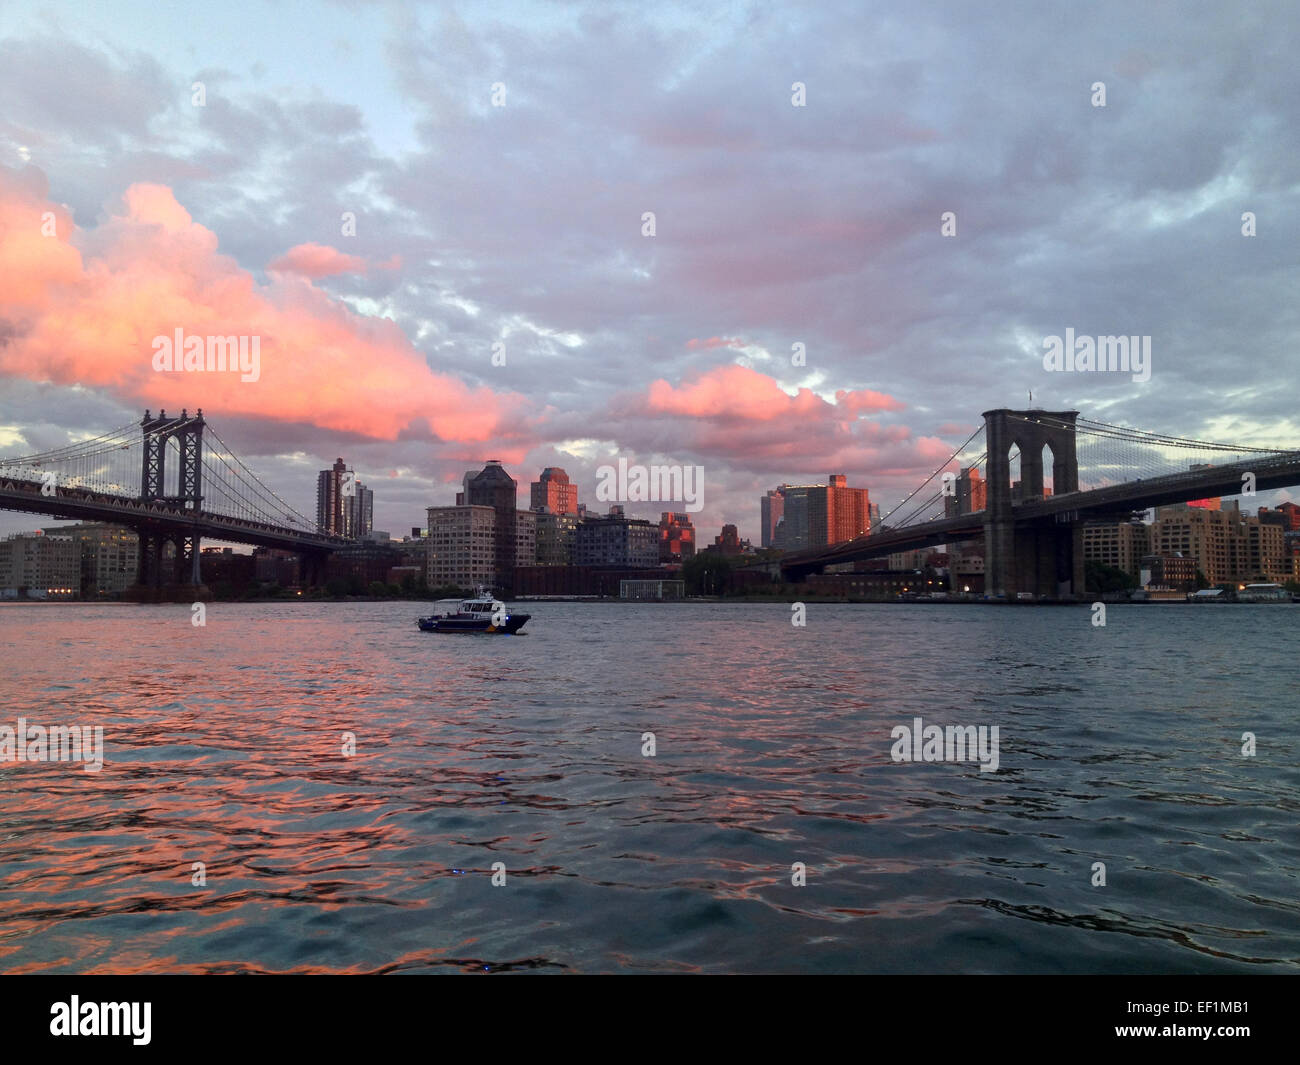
[267,243,400,278]
[0,167,522,443]
[622,364,947,479]
[685,336,744,350]
[833,388,907,415]
[646,364,904,422]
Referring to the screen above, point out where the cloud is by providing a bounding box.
[685,336,745,350]
[0,165,527,445]
[3,3,1300,540]
[267,242,399,278]
[618,363,939,484]
[645,364,904,424]
[833,388,906,415]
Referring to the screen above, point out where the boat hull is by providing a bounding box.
[417,613,530,634]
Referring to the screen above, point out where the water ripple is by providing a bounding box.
[0,601,1297,973]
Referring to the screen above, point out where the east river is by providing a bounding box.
[1,601,1296,973]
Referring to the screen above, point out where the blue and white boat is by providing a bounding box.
[417,590,530,634]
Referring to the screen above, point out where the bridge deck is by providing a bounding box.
[778,451,1300,574]
[0,476,348,552]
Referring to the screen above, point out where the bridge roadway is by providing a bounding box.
[777,451,1300,579]
[0,476,348,553]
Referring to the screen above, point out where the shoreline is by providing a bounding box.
[4,594,1294,606]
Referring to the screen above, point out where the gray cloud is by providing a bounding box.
[2,0,1298,539]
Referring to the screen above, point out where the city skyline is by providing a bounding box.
[7,421,1296,555]
[3,1,1299,547]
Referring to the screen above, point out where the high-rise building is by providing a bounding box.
[458,460,519,595]
[659,512,696,563]
[515,509,537,570]
[770,475,871,550]
[317,458,372,538]
[574,514,659,567]
[317,458,349,535]
[530,467,579,515]
[343,482,373,538]
[535,509,579,565]
[425,505,497,590]
[761,488,786,548]
[944,467,987,518]
[773,487,809,549]
[826,474,871,543]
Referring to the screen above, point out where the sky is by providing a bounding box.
[1,0,1298,543]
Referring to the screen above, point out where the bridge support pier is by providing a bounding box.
[131,410,208,595]
[983,408,1085,599]
[986,520,1084,599]
[984,519,1015,598]
[177,532,201,585]
[138,531,164,589]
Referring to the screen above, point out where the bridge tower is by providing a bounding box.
[983,409,1085,599]
[137,409,206,587]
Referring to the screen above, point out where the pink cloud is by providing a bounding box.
[0,167,527,445]
[685,336,744,350]
[646,364,905,423]
[647,364,824,421]
[610,364,954,485]
[834,388,906,415]
[266,242,398,278]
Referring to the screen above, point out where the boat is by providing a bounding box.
[416,590,530,634]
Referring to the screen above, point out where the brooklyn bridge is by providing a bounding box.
[774,408,1300,598]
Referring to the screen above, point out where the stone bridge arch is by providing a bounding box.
[982,409,1083,598]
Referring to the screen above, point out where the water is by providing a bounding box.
[1,601,1297,974]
